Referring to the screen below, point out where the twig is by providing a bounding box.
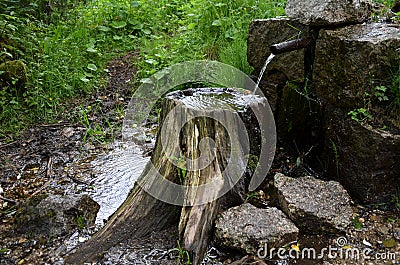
[66,175,90,185]
[39,121,69,127]
[0,141,17,149]
[46,157,52,178]
[0,195,18,204]
[30,157,53,197]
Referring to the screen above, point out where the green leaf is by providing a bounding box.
[145,59,157,65]
[128,18,142,28]
[113,35,123,40]
[352,218,363,229]
[97,25,111,32]
[212,20,221,26]
[215,3,227,7]
[142,28,151,35]
[0,70,5,75]
[130,1,140,7]
[111,21,127,29]
[87,64,97,71]
[86,47,98,53]
[0,248,9,253]
[187,23,196,30]
[80,77,90,83]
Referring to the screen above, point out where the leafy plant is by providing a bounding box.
[245,154,259,174]
[348,108,372,123]
[352,218,363,229]
[168,241,192,265]
[76,215,85,230]
[171,152,187,185]
[0,0,286,141]
[375,85,389,102]
[245,191,260,203]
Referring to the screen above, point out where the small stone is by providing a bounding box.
[370,214,378,222]
[377,225,390,235]
[214,203,299,255]
[78,237,87,243]
[62,127,75,138]
[393,228,400,241]
[358,218,365,223]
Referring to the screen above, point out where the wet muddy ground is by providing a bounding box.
[1,52,399,265]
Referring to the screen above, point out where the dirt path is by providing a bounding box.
[0,52,139,264]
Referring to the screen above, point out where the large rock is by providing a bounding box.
[286,0,370,26]
[247,18,308,112]
[273,174,353,233]
[214,203,299,255]
[15,194,100,237]
[323,106,400,203]
[314,23,400,108]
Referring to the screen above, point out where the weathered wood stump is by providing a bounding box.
[65,87,274,265]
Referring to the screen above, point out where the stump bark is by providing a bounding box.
[65,88,273,265]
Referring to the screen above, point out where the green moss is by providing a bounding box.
[0,60,28,93]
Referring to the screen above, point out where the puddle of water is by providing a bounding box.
[87,141,151,225]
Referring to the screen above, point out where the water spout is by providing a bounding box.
[270,36,315,55]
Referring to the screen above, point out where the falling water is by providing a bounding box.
[253,53,275,94]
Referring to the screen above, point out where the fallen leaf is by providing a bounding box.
[18,238,28,243]
[291,243,300,252]
[382,238,396,248]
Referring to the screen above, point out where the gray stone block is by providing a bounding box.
[314,23,400,108]
[286,0,370,26]
[273,173,353,233]
[214,203,299,255]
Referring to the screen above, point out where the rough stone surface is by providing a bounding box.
[214,203,299,255]
[323,105,400,204]
[273,174,353,233]
[286,0,370,26]
[247,18,307,112]
[15,194,100,237]
[314,23,400,108]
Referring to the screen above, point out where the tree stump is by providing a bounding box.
[65,87,275,265]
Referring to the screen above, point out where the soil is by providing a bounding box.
[0,52,399,265]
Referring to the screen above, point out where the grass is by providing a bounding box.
[0,0,286,142]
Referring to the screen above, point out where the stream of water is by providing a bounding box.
[253,53,275,94]
[89,142,150,225]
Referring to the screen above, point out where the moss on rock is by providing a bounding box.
[0,60,28,94]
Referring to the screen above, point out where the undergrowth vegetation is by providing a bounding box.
[0,0,286,141]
